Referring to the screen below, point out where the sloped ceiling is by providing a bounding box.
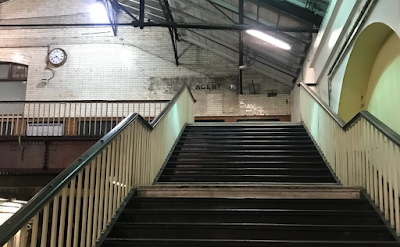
[0,0,331,86]
[117,0,331,86]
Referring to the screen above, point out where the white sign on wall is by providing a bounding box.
[26,123,63,136]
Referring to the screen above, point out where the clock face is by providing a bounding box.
[48,48,66,66]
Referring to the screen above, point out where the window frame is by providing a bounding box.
[0,62,28,81]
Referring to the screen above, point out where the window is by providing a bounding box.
[0,62,28,81]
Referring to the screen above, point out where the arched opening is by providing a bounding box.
[0,62,28,117]
[0,62,28,100]
[338,23,394,123]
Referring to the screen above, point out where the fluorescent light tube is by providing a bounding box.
[246,30,291,50]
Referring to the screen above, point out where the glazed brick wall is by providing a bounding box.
[0,0,291,116]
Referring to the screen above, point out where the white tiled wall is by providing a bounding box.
[0,0,291,116]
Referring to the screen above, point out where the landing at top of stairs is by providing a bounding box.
[138,185,361,199]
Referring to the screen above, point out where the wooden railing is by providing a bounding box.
[0,100,169,136]
[0,84,195,247]
[300,82,400,235]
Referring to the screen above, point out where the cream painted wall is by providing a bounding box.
[292,0,400,122]
[363,32,400,134]
[337,23,392,122]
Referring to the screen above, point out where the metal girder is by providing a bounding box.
[111,0,139,21]
[172,0,235,24]
[239,0,244,94]
[164,3,305,59]
[163,0,179,41]
[164,1,299,74]
[119,1,166,20]
[187,29,298,77]
[205,0,312,43]
[170,0,311,54]
[256,0,323,26]
[206,0,236,24]
[182,36,293,86]
[0,22,318,32]
[105,0,118,36]
[139,0,145,28]
[158,0,179,66]
[120,0,302,70]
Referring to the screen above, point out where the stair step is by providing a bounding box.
[138,185,359,199]
[178,140,314,145]
[166,161,329,170]
[158,175,336,183]
[182,132,308,136]
[103,238,400,247]
[180,136,312,140]
[176,144,318,150]
[126,198,374,210]
[169,156,324,162]
[173,150,320,155]
[118,209,384,225]
[108,223,394,241]
[162,168,332,176]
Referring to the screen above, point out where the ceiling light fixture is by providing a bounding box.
[89,0,109,23]
[246,30,291,50]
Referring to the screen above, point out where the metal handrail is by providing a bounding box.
[0,100,169,103]
[300,82,400,146]
[0,84,196,246]
[151,84,196,127]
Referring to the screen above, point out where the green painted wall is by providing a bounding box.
[364,32,400,134]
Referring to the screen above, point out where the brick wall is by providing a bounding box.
[0,0,291,117]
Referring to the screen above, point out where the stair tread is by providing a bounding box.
[104,238,400,244]
[113,222,390,229]
[122,209,376,213]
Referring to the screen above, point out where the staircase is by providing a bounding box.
[101,123,400,246]
[157,123,336,184]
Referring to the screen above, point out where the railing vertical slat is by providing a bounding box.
[80,166,90,247]
[30,214,39,247]
[389,142,395,227]
[97,149,107,239]
[394,146,400,235]
[18,224,27,247]
[65,177,76,247]
[72,172,83,247]
[107,140,116,224]
[92,153,102,244]
[113,136,121,214]
[40,205,49,247]
[117,133,124,206]
[49,195,60,247]
[86,160,97,247]
[57,187,68,247]
[383,136,389,219]
[103,145,112,229]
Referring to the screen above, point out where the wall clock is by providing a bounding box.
[48,48,67,67]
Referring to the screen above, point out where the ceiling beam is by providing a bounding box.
[205,0,312,43]
[173,0,310,45]
[121,0,301,73]
[256,0,324,26]
[165,3,305,58]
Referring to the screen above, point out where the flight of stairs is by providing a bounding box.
[157,123,336,184]
[101,123,399,246]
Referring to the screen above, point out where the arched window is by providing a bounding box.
[0,62,28,81]
[0,62,28,121]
